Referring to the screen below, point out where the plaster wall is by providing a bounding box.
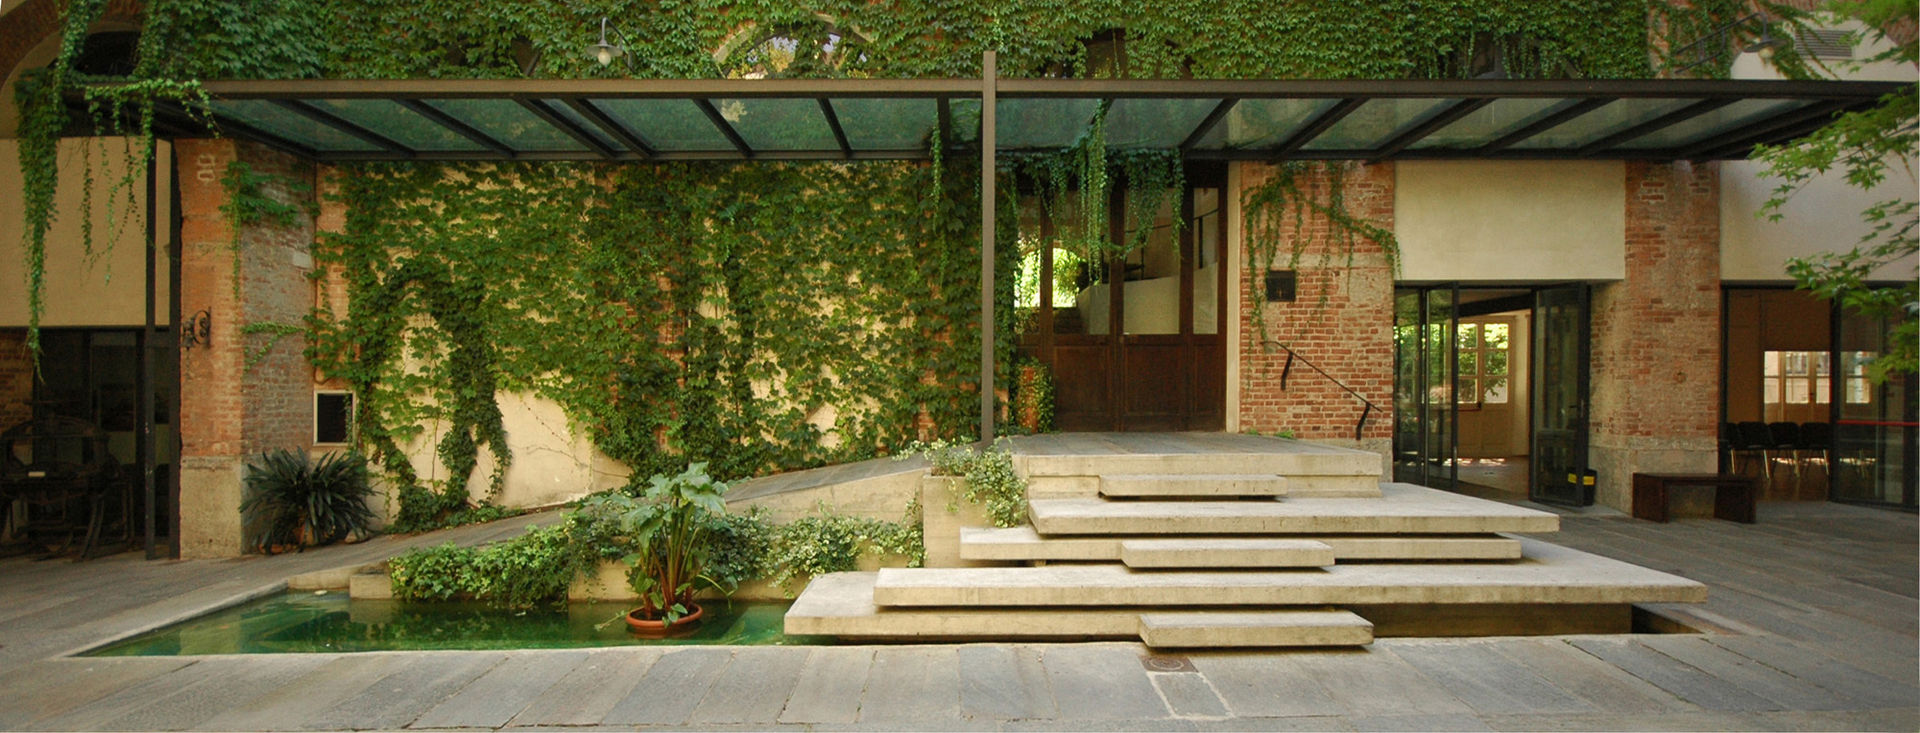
[1395,161,1626,282]
[0,138,173,326]
[1720,36,1919,283]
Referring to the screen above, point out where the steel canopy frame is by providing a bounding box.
[102,68,1905,441]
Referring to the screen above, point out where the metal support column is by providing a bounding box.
[979,51,997,443]
[141,148,158,558]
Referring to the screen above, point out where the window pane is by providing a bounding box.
[1483,377,1508,404]
[1510,98,1696,149]
[1786,378,1811,404]
[1190,98,1336,150]
[1458,349,1478,375]
[1764,376,1781,404]
[1411,98,1581,150]
[422,99,585,152]
[307,99,487,151]
[1617,99,1811,149]
[1106,98,1222,148]
[1460,378,1479,403]
[831,98,936,150]
[1304,98,1451,150]
[1457,323,1480,349]
[713,98,838,151]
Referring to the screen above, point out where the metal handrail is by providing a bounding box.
[1261,340,1378,441]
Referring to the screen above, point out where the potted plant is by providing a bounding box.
[240,449,377,554]
[597,463,729,637]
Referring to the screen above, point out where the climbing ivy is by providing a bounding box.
[1241,161,1402,345]
[14,0,1754,499]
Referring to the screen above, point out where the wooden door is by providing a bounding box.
[1016,163,1225,432]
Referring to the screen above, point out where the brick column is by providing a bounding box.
[1236,162,1395,458]
[174,139,317,557]
[1588,161,1721,511]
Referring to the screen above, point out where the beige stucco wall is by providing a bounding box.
[0,138,173,326]
[1721,37,1918,283]
[397,391,632,512]
[1395,161,1626,282]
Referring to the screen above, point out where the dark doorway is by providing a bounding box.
[1015,163,1226,432]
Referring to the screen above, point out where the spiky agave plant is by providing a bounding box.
[241,449,377,553]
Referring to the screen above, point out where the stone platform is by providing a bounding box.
[786,433,1709,648]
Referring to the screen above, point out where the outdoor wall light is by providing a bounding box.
[1669,12,1793,74]
[590,17,632,68]
[1742,22,1789,58]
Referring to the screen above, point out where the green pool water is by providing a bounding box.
[86,592,827,655]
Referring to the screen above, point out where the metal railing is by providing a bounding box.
[1261,340,1378,442]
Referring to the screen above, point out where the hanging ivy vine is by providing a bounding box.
[1241,161,1402,345]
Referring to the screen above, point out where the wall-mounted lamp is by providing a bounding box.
[181,309,212,348]
[1742,22,1789,58]
[590,17,636,70]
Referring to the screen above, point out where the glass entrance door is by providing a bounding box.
[1830,310,1917,508]
[1530,284,1592,506]
[1393,286,1458,489]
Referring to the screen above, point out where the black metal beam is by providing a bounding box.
[396,98,514,156]
[516,98,616,159]
[936,97,953,152]
[694,99,754,157]
[561,98,655,157]
[1271,98,1364,156]
[1369,98,1492,162]
[818,98,854,159]
[272,99,412,154]
[1674,99,1852,159]
[1477,98,1610,153]
[1178,98,1238,151]
[169,77,1904,102]
[1577,98,1735,157]
[1692,112,1852,160]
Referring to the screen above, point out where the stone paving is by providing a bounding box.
[0,501,1914,731]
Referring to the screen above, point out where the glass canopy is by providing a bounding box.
[163,78,1900,163]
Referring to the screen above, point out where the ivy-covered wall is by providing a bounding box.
[7,0,1774,529]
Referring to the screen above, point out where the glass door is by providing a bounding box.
[1392,286,1458,488]
[1530,284,1591,506]
[1830,310,1917,508]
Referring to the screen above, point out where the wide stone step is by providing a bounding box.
[1119,538,1335,568]
[1100,473,1288,498]
[783,573,1369,647]
[1030,483,1559,536]
[875,538,1708,607]
[1138,610,1373,648]
[961,526,1525,563]
[1012,434,1381,479]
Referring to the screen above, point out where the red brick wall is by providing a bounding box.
[0,329,30,429]
[1236,162,1395,442]
[174,138,317,556]
[1589,160,1721,509]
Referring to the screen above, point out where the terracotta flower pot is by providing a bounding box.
[624,602,704,638]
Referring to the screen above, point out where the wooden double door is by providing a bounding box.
[1017,163,1226,432]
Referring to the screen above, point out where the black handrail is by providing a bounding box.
[1261,340,1378,442]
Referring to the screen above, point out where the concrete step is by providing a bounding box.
[783,573,1369,647]
[1034,474,1377,499]
[1137,610,1373,648]
[874,538,1709,608]
[1029,484,1559,536]
[960,526,1525,563]
[1119,538,1335,568]
[1100,473,1288,498]
[1014,440,1382,479]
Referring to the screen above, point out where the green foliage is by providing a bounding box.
[1752,0,1917,380]
[240,449,378,553]
[905,439,1029,527]
[388,523,586,608]
[1012,358,1055,433]
[239,321,307,372]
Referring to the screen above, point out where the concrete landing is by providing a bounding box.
[1118,538,1336,568]
[960,526,1525,562]
[1030,483,1560,536]
[874,538,1707,607]
[1008,433,1382,497]
[1137,610,1373,648]
[1100,473,1288,498]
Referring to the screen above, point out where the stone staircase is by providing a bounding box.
[785,434,1707,649]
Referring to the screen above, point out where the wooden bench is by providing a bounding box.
[1631,473,1758,524]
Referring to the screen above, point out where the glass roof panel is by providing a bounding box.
[1410,97,1581,150]
[304,99,484,151]
[1190,98,1336,149]
[1302,98,1451,150]
[714,98,837,151]
[593,99,734,151]
[421,99,585,152]
[830,98,937,150]
[1509,98,1696,149]
[541,99,626,151]
[997,98,1100,150]
[1616,98,1812,149]
[1105,98,1222,148]
[209,100,382,152]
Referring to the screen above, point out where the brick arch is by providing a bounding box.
[0,0,146,82]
